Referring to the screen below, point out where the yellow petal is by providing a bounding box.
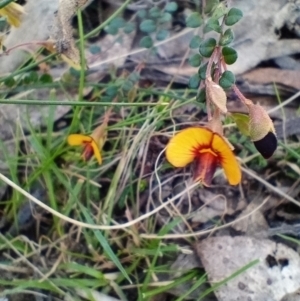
[166,127,213,167]
[90,139,102,164]
[67,134,92,146]
[0,3,24,27]
[211,134,241,185]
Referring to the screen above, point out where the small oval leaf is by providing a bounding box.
[110,17,126,29]
[159,12,172,23]
[165,2,178,12]
[137,10,147,19]
[222,46,238,64]
[197,88,206,103]
[204,0,220,14]
[198,62,208,80]
[188,53,202,67]
[189,36,202,49]
[186,12,203,28]
[211,3,227,19]
[225,8,243,26]
[156,29,169,41]
[189,74,201,89]
[204,18,221,33]
[219,70,235,89]
[149,7,161,18]
[140,19,157,33]
[199,38,217,57]
[140,36,153,48]
[220,28,234,46]
[124,22,136,34]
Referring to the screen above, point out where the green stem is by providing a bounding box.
[67,9,87,134]
[0,99,171,106]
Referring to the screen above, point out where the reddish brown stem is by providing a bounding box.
[0,41,48,57]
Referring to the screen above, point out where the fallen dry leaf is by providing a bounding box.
[242,68,300,91]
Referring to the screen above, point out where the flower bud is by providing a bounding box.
[205,77,227,113]
[247,103,277,159]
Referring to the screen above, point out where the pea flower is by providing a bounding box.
[166,127,241,186]
[0,2,24,27]
[67,122,107,164]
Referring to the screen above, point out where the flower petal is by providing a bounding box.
[194,152,218,186]
[0,3,24,27]
[166,127,213,167]
[90,139,102,164]
[211,133,241,185]
[67,134,92,146]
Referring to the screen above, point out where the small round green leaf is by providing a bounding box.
[204,18,221,33]
[140,36,153,48]
[165,2,178,12]
[211,3,227,19]
[220,28,234,46]
[159,12,172,23]
[225,8,243,26]
[196,88,206,103]
[4,77,16,87]
[188,53,202,67]
[140,19,157,33]
[189,36,202,49]
[105,25,118,35]
[29,71,38,83]
[122,79,134,92]
[198,62,208,80]
[106,85,118,97]
[204,0,219,14]
[128,72,140,82]
[110,17,126,28]
[219,70,235,89]
[149,7,161,18]
[222,46,238,64]
[156,29,169,41]
[199,38,217,57]
[137,9,147,19]
[124,22,136,34]
[186,12,203,28]
[189,74,201,89]
[89,45,101,54]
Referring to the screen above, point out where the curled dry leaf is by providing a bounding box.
[205,77,227,114]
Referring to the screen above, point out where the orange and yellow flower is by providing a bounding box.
[67,122,107,164]
[166,127,241,186]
